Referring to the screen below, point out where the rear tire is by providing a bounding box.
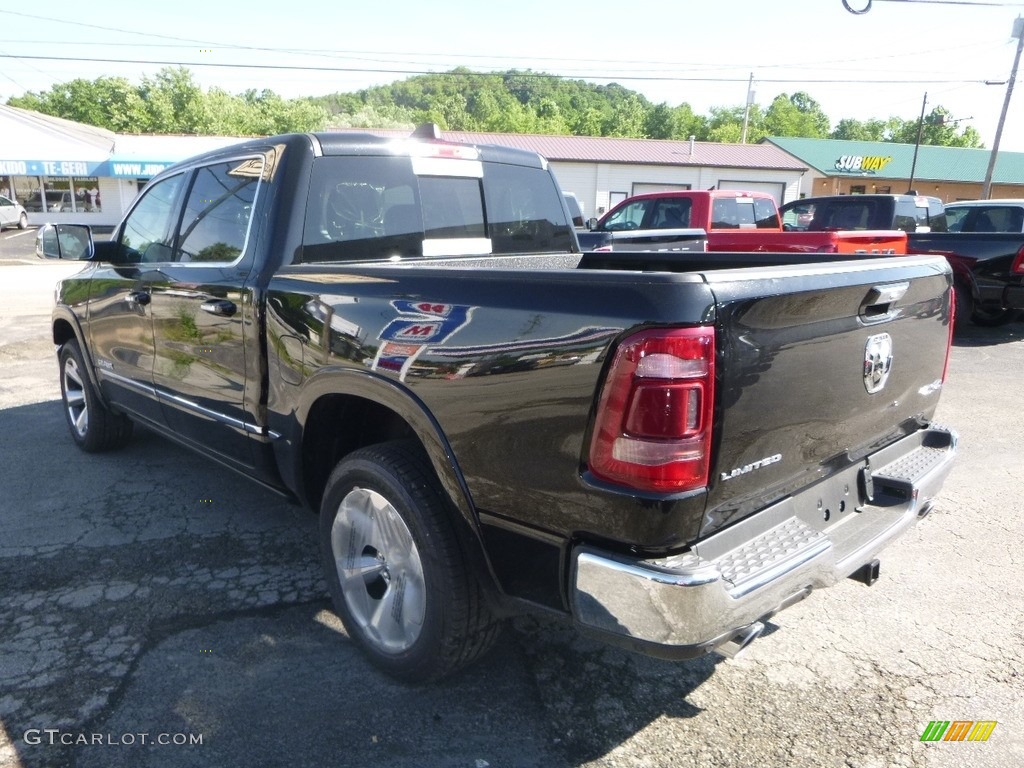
[319,440,501,683]
[59,340,133,451]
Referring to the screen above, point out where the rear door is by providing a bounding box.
[699,256,952,535]
[148,156,265,469]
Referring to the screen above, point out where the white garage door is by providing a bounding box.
[631,182,692,195]
[718,180,786,204]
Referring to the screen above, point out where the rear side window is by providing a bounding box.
[649,199,692,228]
[176,159,261,263]
[959,205,1024,233]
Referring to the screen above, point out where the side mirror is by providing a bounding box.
[586,217,599,231]
[35,224,94,261]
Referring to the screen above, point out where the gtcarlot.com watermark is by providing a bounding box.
[24,729,203,747]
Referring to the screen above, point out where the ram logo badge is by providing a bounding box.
[864,333,894,393]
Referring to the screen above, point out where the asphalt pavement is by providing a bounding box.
[1,230,1022,767]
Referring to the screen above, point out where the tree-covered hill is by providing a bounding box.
[6,65,983,148]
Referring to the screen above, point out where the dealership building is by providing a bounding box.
[4,103,1023,229]
[763,136,1024,202]
[0,105,240,226]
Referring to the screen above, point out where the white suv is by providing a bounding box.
[0,195,28,231]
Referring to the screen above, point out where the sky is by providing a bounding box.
[2,0,1024,151]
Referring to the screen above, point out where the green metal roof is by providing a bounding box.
[763,136,1024,185]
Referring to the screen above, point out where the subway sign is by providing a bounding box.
[834,155,894,174]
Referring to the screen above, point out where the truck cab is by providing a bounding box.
[780,194,946,234]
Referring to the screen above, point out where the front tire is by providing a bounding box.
[59,340,133,451]
[18,212,28,230]
[319,441,500,683]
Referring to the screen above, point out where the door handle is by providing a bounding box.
[860,281,909,322]
[201,299,237,317]
[126,291,150,306]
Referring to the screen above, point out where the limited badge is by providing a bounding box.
[863,333,893,394]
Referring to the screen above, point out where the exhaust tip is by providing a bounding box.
[850,559,881,586]
[714,621,764,660]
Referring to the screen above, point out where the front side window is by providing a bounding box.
[601,200,650,231]
[119,174,184,263]
[945,207,969,232]
[176,160,260,263]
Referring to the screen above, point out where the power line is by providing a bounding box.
[0,53,1000,87]
[845,0,1024,10]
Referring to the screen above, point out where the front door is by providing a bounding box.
[87,173,185,428]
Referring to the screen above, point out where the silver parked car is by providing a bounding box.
[0,194,29,230]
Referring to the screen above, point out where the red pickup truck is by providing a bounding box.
[579,190,907,255]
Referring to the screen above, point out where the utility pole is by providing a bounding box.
[982,17,1024,200]
[741,73,755,144]
[907,92,927,194]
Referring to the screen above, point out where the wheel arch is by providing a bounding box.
[52,309,107,405]
[292,368,480,540]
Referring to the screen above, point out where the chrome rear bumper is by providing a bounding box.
[570,426,957,659]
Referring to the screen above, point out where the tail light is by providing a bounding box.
[588,327,715,493]
[1012,246,1024,274]
[943,286,955,383]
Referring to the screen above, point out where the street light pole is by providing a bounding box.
[907,92,927,194]
[982,17,1024,200]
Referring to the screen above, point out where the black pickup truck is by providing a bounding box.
[779,193,1024,326]
[39,127,958,683]
[907,233,1024,326]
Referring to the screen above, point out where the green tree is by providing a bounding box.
[706,105,747,142]
[8,76,149,132]
[831,117,889,141]
[139,67,208,133]
[763,91,830,138]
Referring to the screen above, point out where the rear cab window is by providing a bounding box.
[300,153,572,262]
[711,196,778,230]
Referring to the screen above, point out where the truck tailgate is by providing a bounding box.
[708,230,907,255]
[699,254,952,536]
